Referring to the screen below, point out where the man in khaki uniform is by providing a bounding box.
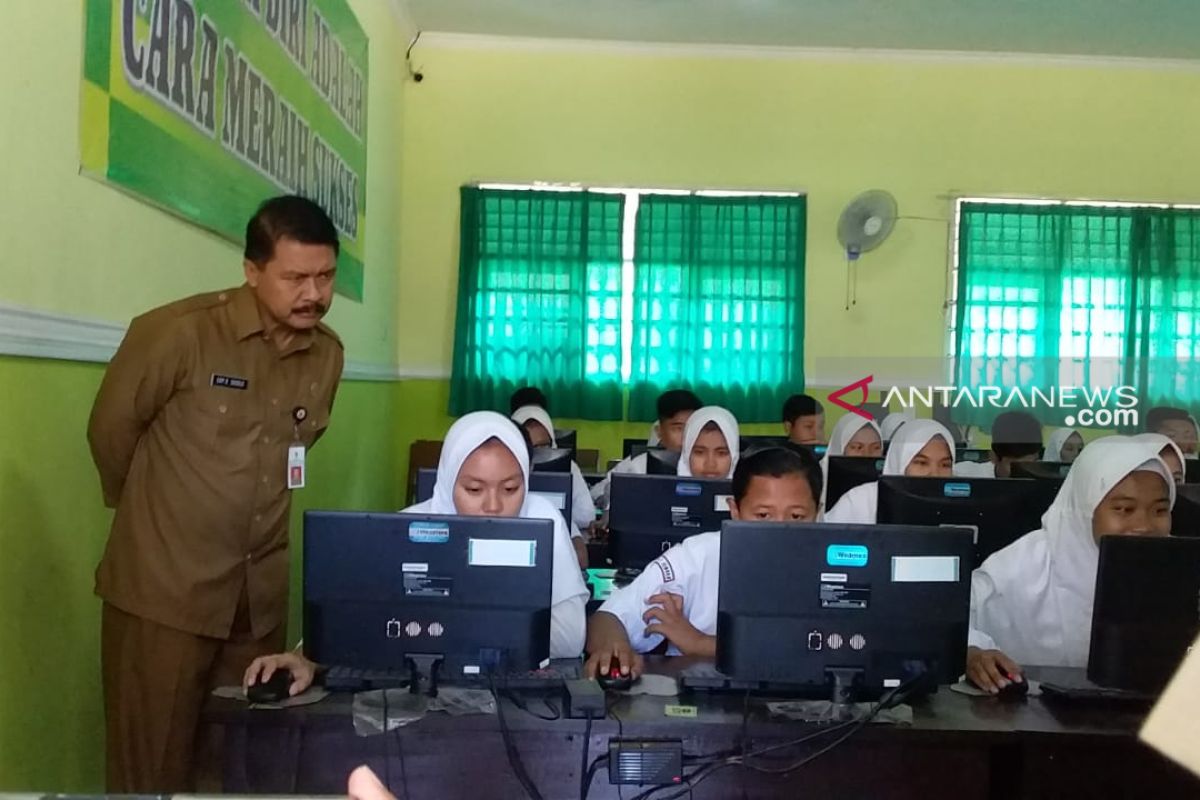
[87,196,344,792]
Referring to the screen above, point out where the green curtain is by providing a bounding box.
[450,187,625,419]
[627,194,807,422]
[954,202,1200,428]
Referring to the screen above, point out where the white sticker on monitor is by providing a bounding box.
[891,555,961,583]
[714,494,733,513]
[401,562,429,573]
[463,665,481,675]
[820,572,848,583]
[532,491,567,510]
[468,538,538,568]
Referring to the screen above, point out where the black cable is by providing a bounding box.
[381,689,394,794]
[503,689,561,721]
[579,712,594,800]
[490,674,546,800]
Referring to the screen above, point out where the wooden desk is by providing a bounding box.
[203,661,1200,799]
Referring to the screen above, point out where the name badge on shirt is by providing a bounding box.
[287,446,306,489]
[211,373,249,390]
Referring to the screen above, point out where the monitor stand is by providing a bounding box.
[405,653,444,697]
[826,667,865,721]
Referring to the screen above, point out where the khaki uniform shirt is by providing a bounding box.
[88,285,343,639]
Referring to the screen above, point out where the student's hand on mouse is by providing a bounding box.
[643,593,715,658]
[583,639,644,680]
[243,651,316,697]
[966,646,1024,695]
[348,765,397,800]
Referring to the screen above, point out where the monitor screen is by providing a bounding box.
[825,456,886,510]
[531,447,572,473]
[608,474,733,574]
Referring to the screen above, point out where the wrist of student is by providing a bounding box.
[676,630,716,658]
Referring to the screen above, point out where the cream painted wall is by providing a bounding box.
[0,0,411,368]
[395,40,1200,382]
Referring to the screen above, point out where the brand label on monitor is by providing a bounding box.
[675,482,702,497]
[401,562,429,573]
[409,521,451,543]
[826,544,869,567]
[820,582,870,609]
[943,482,972,498]
[404,573,452,597]
[820,572,848,583]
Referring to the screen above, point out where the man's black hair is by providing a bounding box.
[244,195,339,265]
[657,389,703,420]
[782,394,824,424]
[510,386,549,414]
[1146,406,1192,433]
[990,411,1043,460]
[732,446,823,505]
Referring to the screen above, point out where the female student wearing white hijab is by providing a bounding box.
[1044,427,1084,463]
[242,413,590,695]
[677,406,740,479]
[879,411,915,443]
[823,419,956,524]
[818,414,883,512]
[966,436,1175,693]
[1131,432,1185,484]
[511,404,598,534]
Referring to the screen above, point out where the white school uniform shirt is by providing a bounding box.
[677,406,740,479]
[598,531,721,655]
[824,419,957,525]
[1044,428,1081,462]
[968,436,1175,667]
[819,415,883,514]
[953,460,996,479]
[406,411,589,659]
[511,405,598,533]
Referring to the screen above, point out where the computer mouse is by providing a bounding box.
[246,669,292,703]
[995,676,1029,702]
[596,657,634,692]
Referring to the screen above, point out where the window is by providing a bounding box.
[450,185,807,422]
[950,199,1200,425]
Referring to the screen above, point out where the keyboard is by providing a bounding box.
[322,660,582,692]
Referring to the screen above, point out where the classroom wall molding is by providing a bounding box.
[419,31,1200,73]
[0,302,409,382]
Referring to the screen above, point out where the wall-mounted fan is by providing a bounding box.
[837,190,898,308]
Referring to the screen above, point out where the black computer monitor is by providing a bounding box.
[825,456,885,510]
[1172,484,1200,538]
[1087,535,1200,693]
[304,511,554,694]
[1186,459,1200,485]
[740,435,789,453]
[956,448,991,463]
[554,429,577,451]
[645,448,681,475]
[531,447,572,473]
[1009,461,1072,480]
[608,473,733,574]
[415,468,573,526]
[622,438,648,459]
[716,521,973,702]
[876,476,1063,567]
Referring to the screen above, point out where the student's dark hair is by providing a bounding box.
[244,195,339,265]
[509,386,549,414]
[732,446,823,505]
[990,411,1043,460]
[782,393,824,424]
[1146,406,1191,433]
[657,389,703,420]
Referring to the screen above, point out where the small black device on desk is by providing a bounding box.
[246,669,292,703]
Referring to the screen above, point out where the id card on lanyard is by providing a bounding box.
[288,406,307,489]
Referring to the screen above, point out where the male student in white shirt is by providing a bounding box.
[590,389,703,510]
[583,446,822,678]
[953,410,1043,479]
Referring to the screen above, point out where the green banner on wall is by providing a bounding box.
[81,0,369,300]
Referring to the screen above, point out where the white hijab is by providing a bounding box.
[880,411,915,442]
[824,419,956,524]
[1131,433,1184,482]
[677,406,740,478]
[1044,428,1081,462]
[647,421,662,447]
[969,436,1176,667]
[819,415,883,509]
[511,404,557,448]
[403,411,589,658]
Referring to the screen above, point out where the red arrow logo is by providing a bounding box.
[828,375,874,421]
